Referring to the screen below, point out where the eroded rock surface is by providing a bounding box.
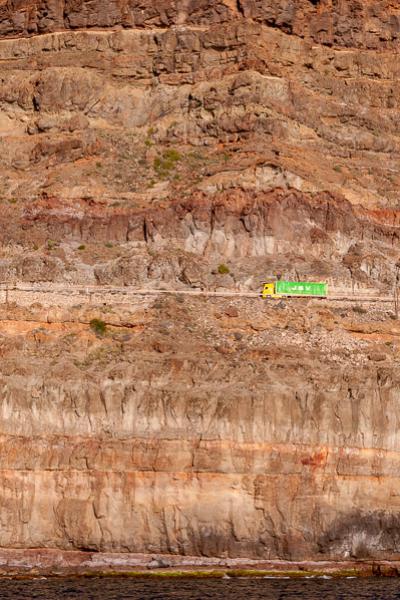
[0,295,398,560]
[0,0,400,566]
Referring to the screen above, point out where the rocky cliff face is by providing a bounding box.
[0,293,399,562]
[0,0,400,566]
[2,0,400,291]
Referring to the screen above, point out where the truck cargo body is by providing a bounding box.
[275,281,327,297]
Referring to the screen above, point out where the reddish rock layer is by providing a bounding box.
[2,1,400,49]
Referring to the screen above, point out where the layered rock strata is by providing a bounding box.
[0,295,398,560]
[0,0,399,568]
[1,0,400,212]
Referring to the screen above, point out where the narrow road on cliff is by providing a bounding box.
[0,283,394,306]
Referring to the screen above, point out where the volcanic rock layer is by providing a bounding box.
[0,0,399,566]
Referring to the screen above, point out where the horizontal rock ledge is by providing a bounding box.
[0,548,397,578]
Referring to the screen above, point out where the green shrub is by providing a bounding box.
[154,148,182,178]
[90,319,107,335]
[164,149,181,162]
[77,244,86,251]
[218,264,230,275]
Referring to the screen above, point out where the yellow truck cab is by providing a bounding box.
[261,282,282,299]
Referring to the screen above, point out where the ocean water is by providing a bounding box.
[0,577,399,599]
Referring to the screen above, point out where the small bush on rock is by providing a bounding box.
[218,264,230,275]
[154,148,182,178]
[90,319,107,335]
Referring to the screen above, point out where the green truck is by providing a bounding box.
[261,281,328,299]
